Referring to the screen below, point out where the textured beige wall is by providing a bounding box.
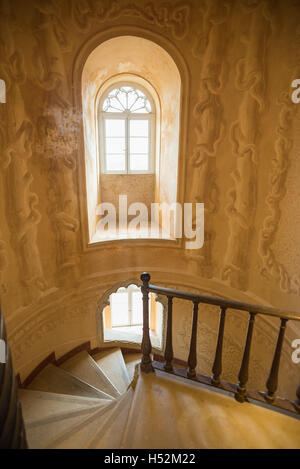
[0,0,299,396]
[101,174,155,219]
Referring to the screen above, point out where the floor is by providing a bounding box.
[122,369,300,449]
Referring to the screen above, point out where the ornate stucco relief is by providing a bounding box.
[223,1,272,290]
[9,302,92,364]
[258,27,300,296]
[187,0,230,276]
[0,1,47,304]
[70,0,190,40]
[35,109,80,282]
[0,236,7,296]
[32,2,80,283]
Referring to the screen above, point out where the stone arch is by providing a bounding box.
[96,277,167,352]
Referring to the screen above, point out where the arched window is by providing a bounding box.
[97,282,165,349]
[99,83,155,174]
[109,284,143,327]
[79,35,184,245]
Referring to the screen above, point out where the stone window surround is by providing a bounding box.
[73,27,189,251]
[96,278,167,352]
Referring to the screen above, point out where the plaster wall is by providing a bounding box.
[100,174,155,220]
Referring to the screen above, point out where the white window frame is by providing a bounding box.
[110,285,143,328]
[99,82,155,175]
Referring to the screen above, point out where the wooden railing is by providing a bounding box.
[140,273,300,415]
[0,307,27,449]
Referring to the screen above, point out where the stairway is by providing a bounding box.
[19,348,140,449]
[19,348,300,449]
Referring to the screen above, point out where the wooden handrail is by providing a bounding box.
[140,273,300,416]
[146,283,300,322]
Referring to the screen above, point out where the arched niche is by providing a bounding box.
[73,28,189,248]
[96,278,166,351]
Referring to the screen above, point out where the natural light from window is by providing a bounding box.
[100,84,154,174]
[110,285,143,327]
[81,35,182,244]
[102,284,163,348]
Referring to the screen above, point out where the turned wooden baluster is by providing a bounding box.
[164,296,174,372]
[265,318,288,402]
[187,302,199,378]
[211,307,226,385]
[140,272,153,373]
[295,384,300,413]
[235,312,256,403]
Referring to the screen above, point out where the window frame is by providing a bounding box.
[110,284,143,328]
[99,82,156,175]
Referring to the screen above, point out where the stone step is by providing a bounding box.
[25,405,106,449]
[52,399,118,449]
[19,389,108,426]
[60,351,120,398]
[123,352,141,382]
[28,363,113,400]
[92,348,130,394]
[88,388,134,449]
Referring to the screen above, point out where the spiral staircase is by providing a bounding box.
[18,347,300,449]
[18,349,139,449]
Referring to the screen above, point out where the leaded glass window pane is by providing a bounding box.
[102,86,152,114]
[101,84,154,173]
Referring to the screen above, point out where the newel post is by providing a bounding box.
[140,272,154,373]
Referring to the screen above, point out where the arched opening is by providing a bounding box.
[81,35,182,243]
[99,82,155,174]
[97,281,164,349]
